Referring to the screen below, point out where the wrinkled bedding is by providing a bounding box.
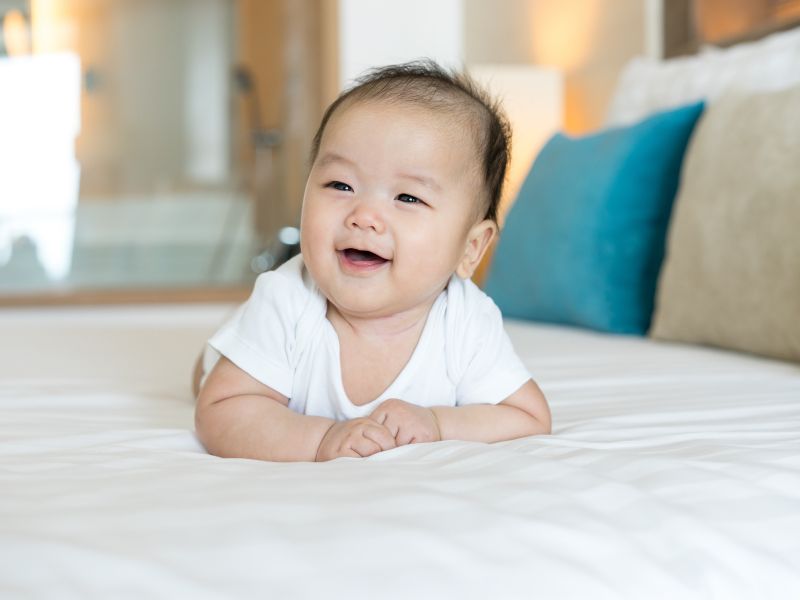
[1,304,799,599]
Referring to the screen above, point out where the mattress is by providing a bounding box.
[1,304,799,599]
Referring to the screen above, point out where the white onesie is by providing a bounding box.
[203,254,531,421]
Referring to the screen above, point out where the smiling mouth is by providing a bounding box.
[338,248,390,270]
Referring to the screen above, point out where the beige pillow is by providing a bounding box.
[650,84,800,362]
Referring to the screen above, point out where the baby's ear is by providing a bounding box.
[456,219,497,280]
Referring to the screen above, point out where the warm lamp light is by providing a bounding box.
[30,0,76,54]
[2,10,31,56]
[469,65,563,225]
[528,1,600,71]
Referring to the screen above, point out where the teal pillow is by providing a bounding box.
[484,101,705,334]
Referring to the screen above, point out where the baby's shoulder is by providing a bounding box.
[444,274,502,323]
[250,254,325,321]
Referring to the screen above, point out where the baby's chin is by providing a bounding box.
[325,286,447,325]
[325,294,398,320]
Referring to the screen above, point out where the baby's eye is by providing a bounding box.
[397,193,424,205]
[326,181,353,192]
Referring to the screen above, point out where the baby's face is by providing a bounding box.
[300,99,487,319]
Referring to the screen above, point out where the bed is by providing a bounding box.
[1,303,799,599]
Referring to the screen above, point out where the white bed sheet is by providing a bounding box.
[1,304,799,599]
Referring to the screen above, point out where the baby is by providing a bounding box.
[194,60,551,462]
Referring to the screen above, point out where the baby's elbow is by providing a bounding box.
[529,385,552,435]
[535,397,553,435]
[194,404,216,454]
[538,412,552,435]
[194,395,228,457]
[501,379,552,436]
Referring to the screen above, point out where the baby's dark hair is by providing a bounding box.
[309,59,511,224]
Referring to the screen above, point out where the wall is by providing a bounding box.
[465,0,650,133]
[337,0,463,89]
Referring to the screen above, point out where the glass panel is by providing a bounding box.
[0,0,304,299]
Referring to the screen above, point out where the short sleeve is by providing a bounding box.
[452,286,532,407]
[204,267,307,397]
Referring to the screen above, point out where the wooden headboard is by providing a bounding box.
[664,0,800,58]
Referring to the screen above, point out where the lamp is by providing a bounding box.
[468,64,563,225]
[2,9,31,56]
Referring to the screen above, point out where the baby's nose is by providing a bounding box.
[347,199,386,233]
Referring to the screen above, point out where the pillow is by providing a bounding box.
[606,25,800,126]
[649,84,800,362]
[484,101,704,335]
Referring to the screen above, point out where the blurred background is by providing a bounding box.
[1,0,797,304]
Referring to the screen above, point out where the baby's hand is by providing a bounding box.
[315,417,397,462]
[368,399,442,446]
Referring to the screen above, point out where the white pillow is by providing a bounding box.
[606,25,800,125]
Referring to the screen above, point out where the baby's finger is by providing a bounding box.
[371,413,399,438]
[362,424,397,451]
[395,428,417,446]
[338,447,361,459]
[349,434,382,457]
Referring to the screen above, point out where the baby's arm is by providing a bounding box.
[196,356,397,462]
[196,357,333,461]
[367,380,550,445]
[430,379,551,443]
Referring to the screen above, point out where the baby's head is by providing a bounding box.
[311,60,511,224]
[300,60,512,319]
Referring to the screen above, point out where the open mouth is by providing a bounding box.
[339,248,390,269]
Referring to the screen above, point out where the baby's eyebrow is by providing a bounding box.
[316,152,355,169]
[397,172,442,192]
